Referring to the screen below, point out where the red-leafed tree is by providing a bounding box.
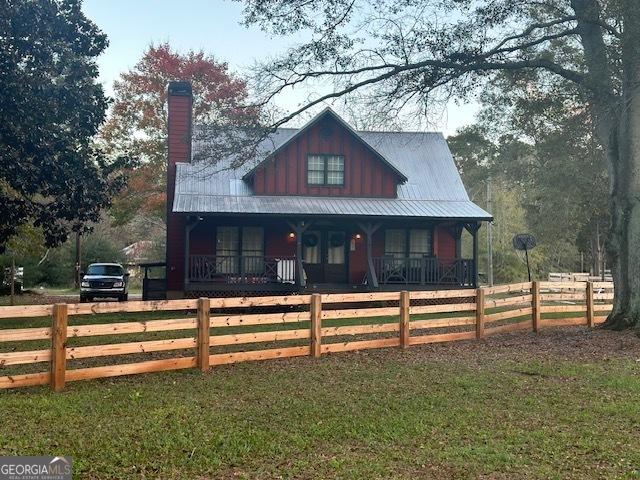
[102,43,258,223]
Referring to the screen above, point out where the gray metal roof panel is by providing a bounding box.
[177,122,491,220]
[173,193,491,220]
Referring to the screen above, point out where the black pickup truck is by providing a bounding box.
[80,263,130,302]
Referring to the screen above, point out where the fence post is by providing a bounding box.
[532,281,541,333]
[197,297,210,372]
[586,281,595,328]
[51,303,68,392]
[400,290,410,348]
[475,288,485,340]
[310,294,322,358]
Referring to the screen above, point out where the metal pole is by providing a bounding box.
[74,231,82,289]
[486,176,494,286]
[10,256,15,306]
[525,248,531,282]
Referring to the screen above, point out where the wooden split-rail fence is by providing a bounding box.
[0,281,614,391]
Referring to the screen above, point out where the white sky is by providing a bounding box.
[83,0,479,136]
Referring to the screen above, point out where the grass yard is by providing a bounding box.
[1,327,639,479]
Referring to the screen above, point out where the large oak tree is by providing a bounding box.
[0,0,128,251]
[238,0,638,330]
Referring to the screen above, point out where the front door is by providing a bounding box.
[303,230,348,284]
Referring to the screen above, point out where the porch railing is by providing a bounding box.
[189,255,296,284]
[373,257,475,287]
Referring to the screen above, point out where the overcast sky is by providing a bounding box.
[82,0,479,136]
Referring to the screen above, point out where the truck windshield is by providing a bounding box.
[86,265,123,276]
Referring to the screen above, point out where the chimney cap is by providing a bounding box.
[168,81,192,96]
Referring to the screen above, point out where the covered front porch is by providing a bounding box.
[180,216,482,295]
[187,254,475,290]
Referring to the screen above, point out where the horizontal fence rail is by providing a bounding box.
[0,281,615,391]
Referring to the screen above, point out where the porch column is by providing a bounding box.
[453,224,464,259]
[184,217,200,288]
[287,220,312,288]
[357,222,381,289]
[464,222,481,287]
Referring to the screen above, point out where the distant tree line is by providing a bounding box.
[449,67,609,284]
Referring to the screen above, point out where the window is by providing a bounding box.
[307,154,345,186]
[303,232,321,264]
[409,229,432,258]
[385,228,433,258]
[217,227,239,273]
[216,226,264,274]
[307,156,325,185]
[385,229,407,259]
[327,231,345,265]
[86,265,124,276]
[241,226,264,273]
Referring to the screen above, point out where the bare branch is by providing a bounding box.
[488,16,578,54]
[267,57,586,129]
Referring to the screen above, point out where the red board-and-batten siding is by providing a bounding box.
[166,91,192,291]
[250,120,400,197]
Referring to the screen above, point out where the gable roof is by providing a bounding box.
[241,108,408,182]
[173,118,492,221]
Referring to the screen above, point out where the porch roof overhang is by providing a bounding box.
[173,194,492,221]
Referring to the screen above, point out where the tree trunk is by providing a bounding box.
[604,0,640,329]
[605,133,640,329]
[606,132,640,330]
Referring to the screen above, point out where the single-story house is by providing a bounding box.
[165,81,491,298]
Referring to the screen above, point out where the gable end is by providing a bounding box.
[245,109,407,198]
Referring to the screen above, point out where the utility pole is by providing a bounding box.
[486,176,494,286]
[10,256,15,306]
[74,231,82,289]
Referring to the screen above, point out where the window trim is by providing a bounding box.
[306,154,345,187]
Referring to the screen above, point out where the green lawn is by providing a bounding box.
[1,328,639,479]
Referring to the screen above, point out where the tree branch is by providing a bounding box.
[488,16,578,54]
[267,57,586,128]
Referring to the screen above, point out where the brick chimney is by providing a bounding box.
[166,81,193,297]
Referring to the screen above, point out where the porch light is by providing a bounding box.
[288,232,296,239]
[355,233,362,239]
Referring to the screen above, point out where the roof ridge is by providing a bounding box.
[357,129,443,135]
[192,123,442,135]
[175,192,477,203]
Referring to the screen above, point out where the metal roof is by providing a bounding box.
[173,194,491,220]
[174,118,492,220]
[241,108,408,182]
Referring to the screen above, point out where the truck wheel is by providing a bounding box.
[119,294,128,302]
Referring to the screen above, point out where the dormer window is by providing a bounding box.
[307,154,345,186]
